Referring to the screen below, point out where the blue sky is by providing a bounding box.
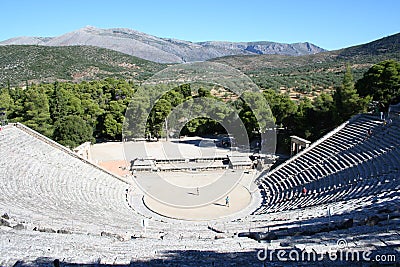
[1,0,399,50]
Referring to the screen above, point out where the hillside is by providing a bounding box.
[0,45,164,87]
[0,26,325,63]
[210,33,400,96]
[1,33,398,91]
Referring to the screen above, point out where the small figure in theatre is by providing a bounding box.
[302,187,307,196]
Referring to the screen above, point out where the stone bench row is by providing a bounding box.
[254,115,399,214]
[0,127,144,234]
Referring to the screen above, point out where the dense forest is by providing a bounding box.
[0,59,399,153]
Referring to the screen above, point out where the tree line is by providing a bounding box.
[0,78,135,147]
[0,60,398,152]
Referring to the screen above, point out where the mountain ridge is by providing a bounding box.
[0,26,326,63]
[0,31,398,91]
[209,32,400,93]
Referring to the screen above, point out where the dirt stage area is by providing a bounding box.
[90,138,256,220]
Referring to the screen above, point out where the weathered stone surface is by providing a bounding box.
[33,227,56,233]
[0,218,10,227]
[12,223,25,230]
[57,229,71,234]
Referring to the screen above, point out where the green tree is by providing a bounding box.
[49,82,67,122]
[0,88,14,118]
[21,87,53,137]
[313,93,334,113]
[355,59,400,109]
[50,85,83,122]
[124,94,150,139]
[81,97,103,128]
[310,93,335,138]
[148,99,172,139]
[283,97,313,137]
[237,91,274,139]
[179,84,192,98]
[53,115,94,148]
[101,100,126,139]
[102,113,120,139]
[263,89,297,127]
[162,89,185,107]
[333,65,369,123]
[197,87,211,97]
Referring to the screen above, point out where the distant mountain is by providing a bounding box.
[210,33,400,91]
[1,32,398,90]
[0,26,326,63]
[0,45,164,86]
[211,33,400,70]
[0,36,52,45]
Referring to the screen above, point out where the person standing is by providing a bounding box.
[225,196,230,207]
[302,187,307,196]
